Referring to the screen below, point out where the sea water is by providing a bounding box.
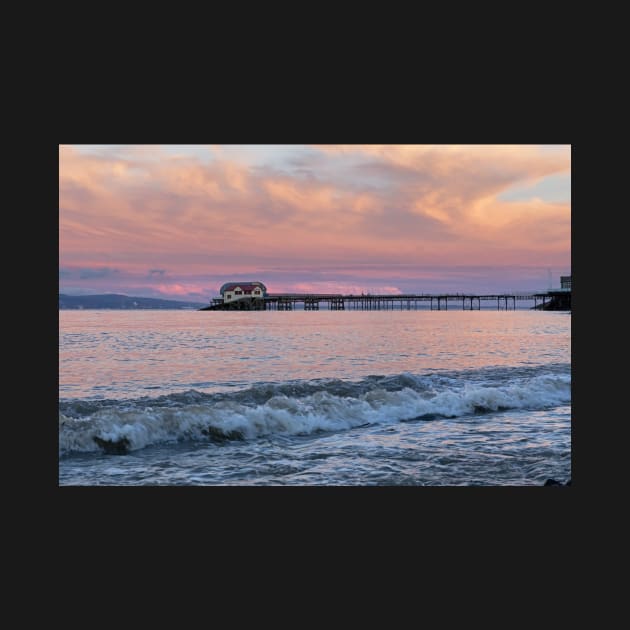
[59,309,571,485]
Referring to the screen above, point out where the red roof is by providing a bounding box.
[223,284,263,292]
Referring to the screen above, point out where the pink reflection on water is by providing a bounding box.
[59,310,570,399]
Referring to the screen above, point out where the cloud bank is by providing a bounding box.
[60,144,570,298]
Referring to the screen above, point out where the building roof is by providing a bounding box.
[226,284,261,292]
[220,281,267,294]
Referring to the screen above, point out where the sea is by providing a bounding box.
[59,307,571,486]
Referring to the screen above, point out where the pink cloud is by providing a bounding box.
[287,282,402,295]
[156,283,207,296]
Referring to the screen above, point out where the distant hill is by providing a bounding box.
[59,294,206,310]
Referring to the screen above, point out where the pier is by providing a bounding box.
[200,290,571,311]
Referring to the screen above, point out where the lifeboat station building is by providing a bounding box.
[219,281,267,303]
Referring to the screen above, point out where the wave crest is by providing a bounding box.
[59,370,570,456]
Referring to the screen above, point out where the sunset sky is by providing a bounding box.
[59,144,570,300]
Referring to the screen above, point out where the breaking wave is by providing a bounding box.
[59,366,571,456]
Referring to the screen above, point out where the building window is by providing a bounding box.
[235,291,242,295]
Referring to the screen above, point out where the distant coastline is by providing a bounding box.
[59,293,206,310]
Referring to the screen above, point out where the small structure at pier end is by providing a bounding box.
[199,281,268,310]
[220,281,267,304]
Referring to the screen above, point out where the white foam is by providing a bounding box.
[59,373,571,456]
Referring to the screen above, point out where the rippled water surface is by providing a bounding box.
[59,310,571,485]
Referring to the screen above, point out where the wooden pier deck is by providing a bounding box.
[200,291,570,311]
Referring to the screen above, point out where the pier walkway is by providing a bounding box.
[200,291,570,311]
